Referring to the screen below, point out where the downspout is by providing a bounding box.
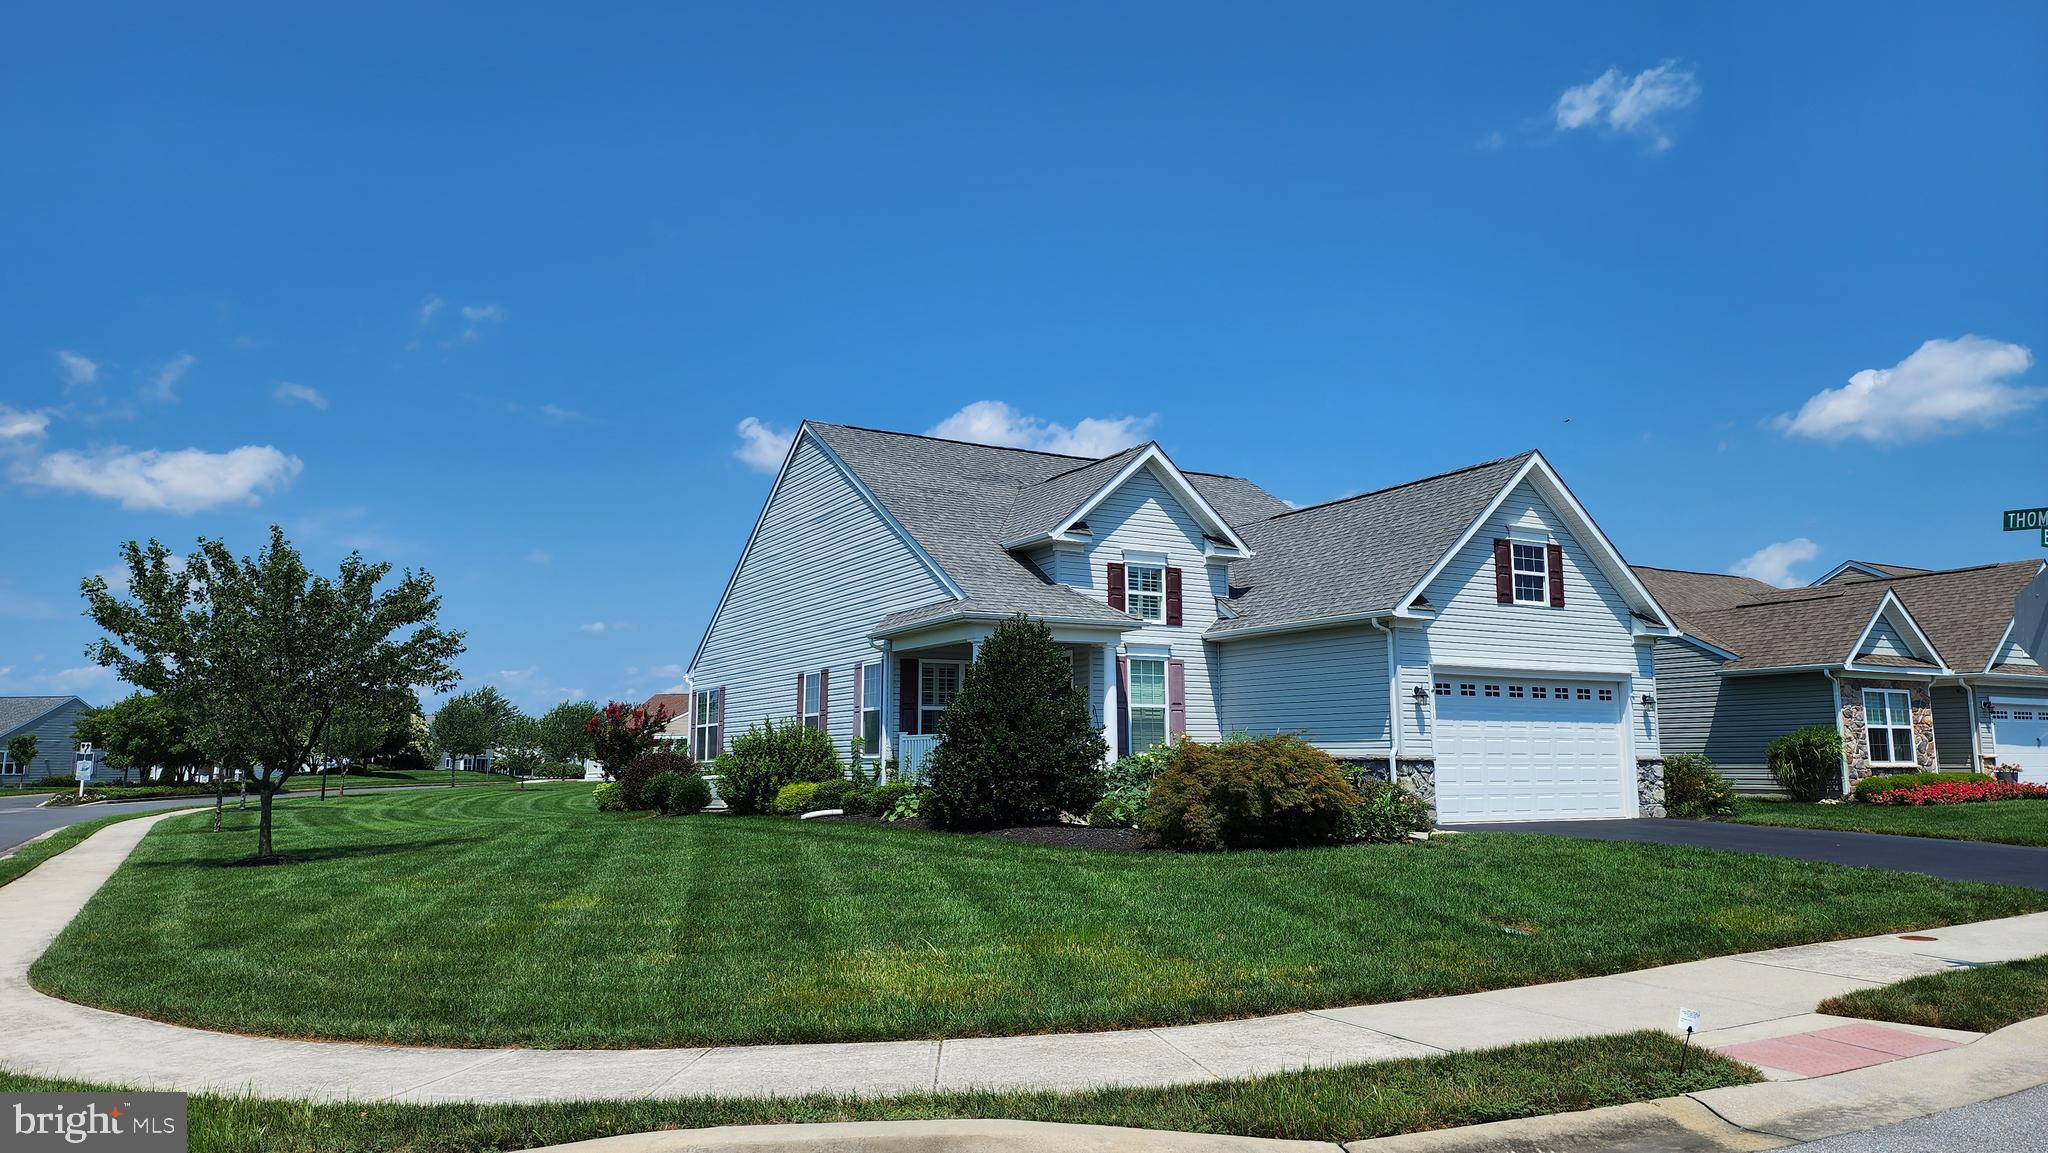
[1370,618,1401,767]
[1823,668,1848,796]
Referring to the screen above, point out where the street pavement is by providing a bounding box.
[0,791,214,852]
[1787,1085,2048,1151]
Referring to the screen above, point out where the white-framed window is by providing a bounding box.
[1511,541,1549,604]
[1576,687,1592,700]
[1128,657,1168,751]
[1507,684,1524,698]
[0,750,15,776]
[1864,689,1916,765]
[1531,686,1548,699]
[694,690,720,762]
[801,671,823,730]
[1459,683,1476,697]
[1598,688,1613,702]
[1126,563,1166,623]
[860,662,883,756]
[1484,683,1501,698]
[919,661,964,734]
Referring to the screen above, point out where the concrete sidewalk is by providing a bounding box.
[4,810,2047,1105]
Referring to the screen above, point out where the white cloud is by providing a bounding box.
[538,403,586,423]
[0,405,50,442]
[274,381,329,410]
[461,304,503,323]
[650,663,684,677]
[1555,60,1700,151]
[14,444,303,513]
[56,350,99,387]
[418,296,444,324]
[734,417,796,472]
[41,664,116,692]
[1776,336,2040,443]
[149,352,197,402]
[526,549,553,565]
[579,620,630,634]
[579,621,606,633]
[1731,538,1820,588]
[927,401,1157,458]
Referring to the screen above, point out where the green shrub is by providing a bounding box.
[772,781,820,816]
[1342,777,1433,843]
[1090,746,1175,828]
[810,778,852,811]
[641,770,683,814]
[716,719,843,815]
[1851,770,1989,801]
[667,773,713,815]
[923,615,1108,830]
[592,782,626,812]
[883,787,923,822]
[533,761,585,780]
[1767,724,1843,801]
[619,749,696,811]
[1087,795,1138,828]
[1664,753,1736,820]
[869,782,916,817]
[1141,734,1360,851]
[839,787,876,816]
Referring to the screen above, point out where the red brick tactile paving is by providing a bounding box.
[1715,1023,1963,1077]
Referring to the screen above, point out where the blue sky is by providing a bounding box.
[2,2,2043,710]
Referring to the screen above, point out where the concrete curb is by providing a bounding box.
[539,1120,1338,1152]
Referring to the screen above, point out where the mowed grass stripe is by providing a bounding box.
[28,785,2048,1049]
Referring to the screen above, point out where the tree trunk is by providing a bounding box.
[338,765,348,797]
[257,786,275,859]
[212,769,223,833]
[238,771,248,810]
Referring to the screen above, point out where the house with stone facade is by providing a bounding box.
[1634,559,2048,792]
[684,422,1681,823]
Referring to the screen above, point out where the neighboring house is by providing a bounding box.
[685,422,1679,823]
[0,696,90,784]
[1635,559,2048,792]
[641,692,693,748]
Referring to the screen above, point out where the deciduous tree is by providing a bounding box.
[538,699,599,766]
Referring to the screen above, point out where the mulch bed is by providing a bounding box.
[812,813,1145,852]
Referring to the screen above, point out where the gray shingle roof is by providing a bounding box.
[1634,559,2043,676]
[0,696,82,737]
[1209,453,1535,636]
[1001,443,1151,543]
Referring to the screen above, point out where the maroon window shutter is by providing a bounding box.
[1493,539,1512,604]
[819,667,830,731]
[1167,658,1187,738]
[898,658,919,736]
[1547,543,1565,608]
[1106,562,1126,610]
[1115,654,1131,758]
[712,688,724,755]
[797,672,806,721]
[1165,567,1183,625]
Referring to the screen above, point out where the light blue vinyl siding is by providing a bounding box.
[1073,466,1226,741]
[1215,624,1390,756]
[1,699,87,781]
[1652,638,1834,792]
[1859,616,1916,661]
[689,434,952,759]
[1417,479,1656,754]
[1393,625,1435,755]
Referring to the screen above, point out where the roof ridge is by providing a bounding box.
[1633,564,1773,580]
[807,421,1256,481]
[1023,441,1152,486]
[1873,559,2037,584]
[1269,450,1536,521]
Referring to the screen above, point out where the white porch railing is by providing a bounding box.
[896,734,941,784]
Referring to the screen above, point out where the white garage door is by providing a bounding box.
[1434,676,1630,822]
[1990,699,2048,786]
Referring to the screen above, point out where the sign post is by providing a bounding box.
[1676,1007,1701,1074]
[74,742,96,799]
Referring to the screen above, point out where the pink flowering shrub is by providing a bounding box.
[1867,777,2048,806]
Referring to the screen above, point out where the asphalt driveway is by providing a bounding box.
[1450,817,2048,890]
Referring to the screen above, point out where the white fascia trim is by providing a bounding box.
[1844,589,1951,672]
[1841,664,1945,678]
[1430,662,1632,682]
[1983,619,2017,675]
[1048,444,1253,556]
[1720,662,1846,677]
[1392,453,1677,631]
[1984,691,2048,706]
[1811,561,1895,586]
[687,424,964,675]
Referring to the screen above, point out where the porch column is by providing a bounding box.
[1100,640,1119,766]
[878,639,893,765]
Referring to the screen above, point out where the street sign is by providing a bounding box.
[2016,568,2048,677]
[1676,1007,1701,1033]
[2003,508,2048,532]
[73,743,95,781]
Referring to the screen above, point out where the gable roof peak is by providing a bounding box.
[1270,450,1539,522]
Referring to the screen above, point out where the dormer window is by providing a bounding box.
[1126,563,1165,622]
[1511,541,1549,604]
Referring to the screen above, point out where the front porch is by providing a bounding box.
[880,618,1128,783]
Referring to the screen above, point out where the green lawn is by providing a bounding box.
[1819,955,2048,1033]
[0,1031,1755,1151]
[284,768,510,791]
[29,787,2048,1048]
[1729,797,2048,846]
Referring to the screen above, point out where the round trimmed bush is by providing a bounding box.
[620,749,696,811]
[868,782,916,817]
[810,778,852,811]
[840,787,875,816]
[592,781,626,812]
[772,781,820,816]
[1767,725,1843,801]
[1664,753,1735,820]
[667,773,713,815]
[1140,734,1359,851]
[641,770,681,814]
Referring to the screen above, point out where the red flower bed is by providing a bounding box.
[1867,779,2048,806]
